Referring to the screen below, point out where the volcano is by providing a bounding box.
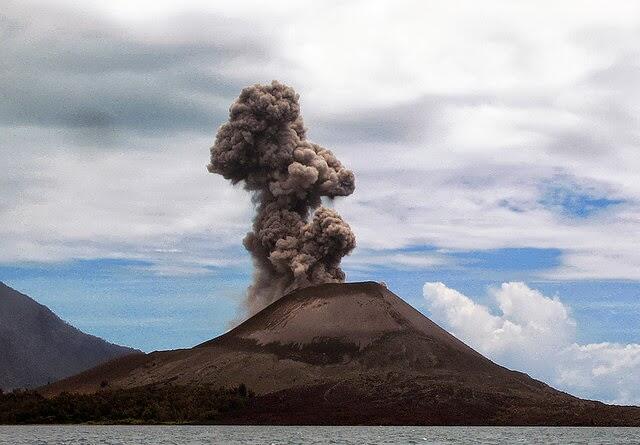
[43,282,640,425]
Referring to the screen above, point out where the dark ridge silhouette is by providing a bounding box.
[42,282,640,425]
[0,282,140,391]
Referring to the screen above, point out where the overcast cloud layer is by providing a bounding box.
[2,0,640,280]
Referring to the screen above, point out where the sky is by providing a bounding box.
[1,0,639,404]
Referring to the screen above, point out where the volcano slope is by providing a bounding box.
[43,282,640,425]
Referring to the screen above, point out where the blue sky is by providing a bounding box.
[1,0,639,404]
[3,246,638,351]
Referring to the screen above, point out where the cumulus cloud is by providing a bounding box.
[423,282,640,404]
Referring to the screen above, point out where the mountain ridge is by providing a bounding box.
[0,282,140,391]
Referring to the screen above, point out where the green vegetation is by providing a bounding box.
[0,384,253,424]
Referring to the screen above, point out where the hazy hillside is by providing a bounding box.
[0,282,139,391]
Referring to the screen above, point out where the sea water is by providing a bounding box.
[1,425,640,444]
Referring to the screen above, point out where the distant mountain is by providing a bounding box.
[0,282,139,391]
[44,282,640,425]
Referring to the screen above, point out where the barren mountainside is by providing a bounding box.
[43,282,640,425]
[0,282,139,391]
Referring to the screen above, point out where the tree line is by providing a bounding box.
[0,384,253,424]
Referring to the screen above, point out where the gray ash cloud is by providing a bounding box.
[208,81,356,313]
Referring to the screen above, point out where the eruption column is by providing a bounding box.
[208,81,356,314]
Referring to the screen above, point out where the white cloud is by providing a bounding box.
[2,0,640,280]
[423,281,640,404]
[0,129,253,267]
[344,252,449,271]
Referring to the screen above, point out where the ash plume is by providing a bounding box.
[208,81,356,314]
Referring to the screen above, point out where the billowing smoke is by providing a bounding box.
[208,81,356,314]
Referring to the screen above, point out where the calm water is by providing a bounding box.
[1,425,640,444]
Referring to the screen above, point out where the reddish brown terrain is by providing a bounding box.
[42,281,640,425]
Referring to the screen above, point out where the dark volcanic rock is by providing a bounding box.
[42,282,640,425]
[0,282,139,391]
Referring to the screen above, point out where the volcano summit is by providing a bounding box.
[44,282,640,425]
